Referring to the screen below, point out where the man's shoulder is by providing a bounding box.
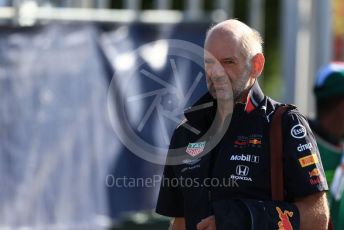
[282,106,304,121]
[268,102,314,140]
[265,97,301,121]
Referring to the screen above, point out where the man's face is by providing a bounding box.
[204,32,252,102]
[335,98,344,137]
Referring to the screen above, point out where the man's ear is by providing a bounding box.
[250,53,265,79]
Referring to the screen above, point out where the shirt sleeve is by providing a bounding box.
[155,133,184,217]
[282,109,328,199]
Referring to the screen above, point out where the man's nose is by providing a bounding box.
[207,62,225,78]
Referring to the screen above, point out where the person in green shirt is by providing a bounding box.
[310,62,344,229]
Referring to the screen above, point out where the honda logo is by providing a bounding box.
[236,165,249,176]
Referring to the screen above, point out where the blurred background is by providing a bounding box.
[0,0,343,229]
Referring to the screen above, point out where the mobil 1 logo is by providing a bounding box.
[230,154,260,163]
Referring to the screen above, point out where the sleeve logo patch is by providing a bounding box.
[308,168,321,177]
[298,154,319,167]
[291,124,307,139]
[297,143,312,152]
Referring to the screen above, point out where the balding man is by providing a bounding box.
[156,19,329,230]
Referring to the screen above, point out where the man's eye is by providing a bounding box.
[223,60,234,64]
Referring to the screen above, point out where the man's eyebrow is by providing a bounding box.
[204,56,238,63]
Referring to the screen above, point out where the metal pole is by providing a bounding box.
[124,0,141,11]
[249,0,265,35]
[294,0,312,115]
[12,0,22,24]
[81,0,93,8]
[95,0,110,9]
[282,0,298,104]
[313,0,332,69]
[307,0,332,117]
[213,0,234,21]
[185,0,202,20]
[65,0,77,7]
[154,0,170,10]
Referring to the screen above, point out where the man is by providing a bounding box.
[156,19,329,230]
[310,62,344,230]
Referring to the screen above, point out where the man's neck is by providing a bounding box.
[217,99,233,123]
[216,92,248,126]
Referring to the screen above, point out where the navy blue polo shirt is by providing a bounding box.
[156,82,328,229]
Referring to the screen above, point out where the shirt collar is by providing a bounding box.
[183,81,265,128]
[244,80,265,113]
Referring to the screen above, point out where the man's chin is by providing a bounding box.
[209,90,233,101]
[215,92,234,102]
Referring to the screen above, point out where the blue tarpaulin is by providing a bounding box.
[0,22,209,229]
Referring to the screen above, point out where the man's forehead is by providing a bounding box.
[206,29,237,43]
[204,39,240,60]
[205,30,239,48]
[204,53,239,62]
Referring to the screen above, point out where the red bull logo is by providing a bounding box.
[234,135,262,148]
[234,140,247,146]
[234,136,248,148]
[249,138,261,145]
[276,207,294,230]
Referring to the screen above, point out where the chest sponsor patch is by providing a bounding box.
[230,165,252,181]
[298,153,318,167]
[230,154,260,163]
[234,136,248,147]
[234,134,262,148]
[248,138,261,145]
[186,141,206,157]
[291,124,307,139]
